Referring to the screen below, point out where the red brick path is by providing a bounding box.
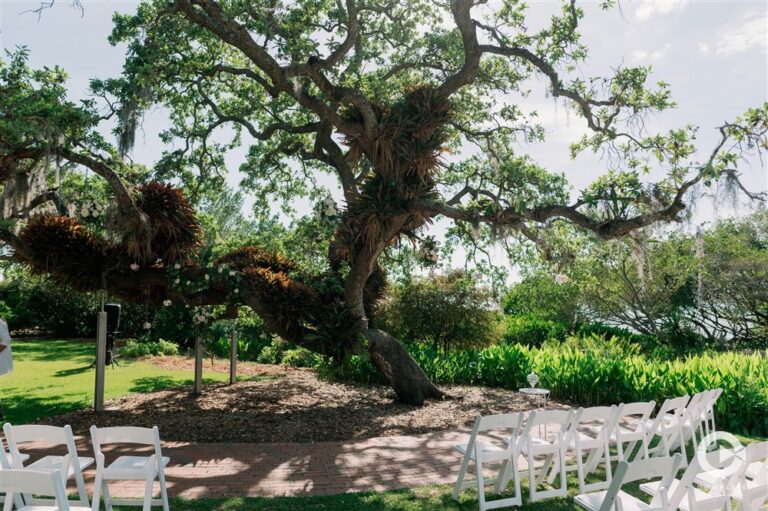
[20,429,473,498]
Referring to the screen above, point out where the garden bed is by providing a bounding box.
[38,358,562,443]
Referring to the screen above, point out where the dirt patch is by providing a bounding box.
[143,355,293,378]
[40,358,565,443]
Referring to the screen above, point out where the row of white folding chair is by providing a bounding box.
[575,453,685,511]
[1,424,170,511]
[0,468,91,511]
[602,390,722,468]
[576,441,768,511]
[453,407,618,509]
[2,424,92,508]
[454,391,724,510]
[692,441,768,511]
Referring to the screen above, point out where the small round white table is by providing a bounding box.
[519,387,550,409]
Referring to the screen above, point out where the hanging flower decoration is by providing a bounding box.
[74,200,106,219]
[554,273,570,285]
[314,196,339,221]
[130,263,140,271]
[162,299,172,307]
[192,306,213,325]
[418,236,440,264]
[165,263,242,306]
[142,321,152,330]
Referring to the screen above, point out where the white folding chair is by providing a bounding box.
[729,442,768,511]
[645,397,690,465]
[0,468,92,511]
[90,426,170,511]
[675,391,709,450]
[453,413,524,510]
[551,405,622,494]
[574,454,684,511]
[639,448,734,511]
[702,389,723,437]
[591,401,656,463]
[0,440,26,509]
[3,423,93,507]
[517,409,574,502]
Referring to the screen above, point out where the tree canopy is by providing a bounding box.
[1,0,766,403]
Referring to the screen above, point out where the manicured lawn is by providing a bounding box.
[135,486,579,510]
[2,339,230,423]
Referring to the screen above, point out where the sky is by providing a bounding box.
[1,0,767,273]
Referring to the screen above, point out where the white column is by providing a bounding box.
[229,320,238,385]
[194,334,203,395]
[94,311,107,412]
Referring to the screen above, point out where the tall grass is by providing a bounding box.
[330,336,768,436]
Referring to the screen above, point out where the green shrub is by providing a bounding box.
[281,348,323,368]
[329,336,768,436]
[121,339,179,358]
[502,315,569,346]
[256,344,282,364]
[376,270,503,351]
[503,274,580,324]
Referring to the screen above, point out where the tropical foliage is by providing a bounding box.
[333,336,768,436]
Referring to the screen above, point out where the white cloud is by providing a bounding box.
[635,0,689,22]
[712,16,767,56]
[631,43,671,62]
[698,42,710,55]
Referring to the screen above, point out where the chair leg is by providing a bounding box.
[625,440,639,461]
[476,451,487,511]
[528,452,536,503]
[102,479,113,511]
[584,446,600,474]
[453,452,472,500]
[91,475,102,511]
[75,469,91,506]
[616,439,625,462]
[557,442,567,496]
[575,447,587,494]
[158,470,169,511]
[493,459,510,494]
[143,477,154,511]
[537,454,553,485]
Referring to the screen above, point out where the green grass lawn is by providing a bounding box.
[2,339,231,423]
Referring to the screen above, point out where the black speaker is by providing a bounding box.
[104,303,121,334]
[103,303,121,366]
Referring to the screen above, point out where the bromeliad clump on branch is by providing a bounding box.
[336,86,450,264]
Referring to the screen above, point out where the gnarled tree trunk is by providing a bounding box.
[365,328,445,405]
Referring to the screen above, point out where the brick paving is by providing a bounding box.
[18,429,477,498]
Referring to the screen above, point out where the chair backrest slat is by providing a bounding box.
[0,468,70,511]
[90,426,158,446]
[476,413,523,432]
[3,424,68,445]
[600,454,683,511]
[525,409,573,430]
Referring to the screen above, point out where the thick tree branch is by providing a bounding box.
[176,0,366,138]
[436,0,484,99]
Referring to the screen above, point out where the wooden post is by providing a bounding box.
[94,311,107,412]
[194,334,203,395]
[229,320,238,385]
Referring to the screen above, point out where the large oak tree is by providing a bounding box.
[1,0,766,404]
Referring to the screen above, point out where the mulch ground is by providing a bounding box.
[39,356,563,443]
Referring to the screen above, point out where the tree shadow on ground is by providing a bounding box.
[129,376,220,394]
[13,339,94,362]
[54,365,92,377]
